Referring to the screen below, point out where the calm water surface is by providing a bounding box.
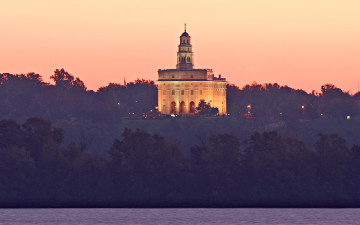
[0,208,359,225]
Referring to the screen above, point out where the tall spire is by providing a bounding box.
[176,25,194,70]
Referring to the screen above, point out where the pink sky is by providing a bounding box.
[1,0,360,93]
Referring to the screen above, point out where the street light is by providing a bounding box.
[247,104,251,114]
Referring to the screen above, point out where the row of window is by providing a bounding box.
[181,39,190,44]
[181,47,191,51]
[170,75,195,79]
[179,56,191,63]
[163,82,202,85]
[166,101,196,114]
[164,90,203,95]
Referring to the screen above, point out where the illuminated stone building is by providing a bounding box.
[157,26,227,115]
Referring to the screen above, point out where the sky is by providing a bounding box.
[1,0,360,93]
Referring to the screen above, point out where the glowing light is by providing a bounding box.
[301,105,305,109]
[347,115,351,119]
[246,104,252,114]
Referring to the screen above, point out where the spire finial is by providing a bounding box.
[184,23,186,32]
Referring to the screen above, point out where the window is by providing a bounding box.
[200,90,202,95]
[191,90,194,95]
[181,90,184,95]
[180,101,186,114]
[172,75,175,78]
[172,90,175,95]
[191,75,193,78]
[163,90,166,95]
[171,102,176,114]
[190,102,195,113]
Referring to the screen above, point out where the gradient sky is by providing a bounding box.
[1,0,360,93]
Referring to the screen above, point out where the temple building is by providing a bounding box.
[157,25,227,115]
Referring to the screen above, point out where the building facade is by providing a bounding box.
[157,27,227,115]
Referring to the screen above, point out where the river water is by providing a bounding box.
[0,208,359,225]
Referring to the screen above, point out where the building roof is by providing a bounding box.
[181,31,189,37]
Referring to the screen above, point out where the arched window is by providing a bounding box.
[187,57,190,62]
[163,105,166,113]
[180,101,186,114]
[190,101,195,113]
[171,102,176,114]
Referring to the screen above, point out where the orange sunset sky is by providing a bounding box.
[1,0,359,93]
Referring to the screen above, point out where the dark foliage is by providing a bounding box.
[1,118,360,207]
[2,70,360,207]
[0,70,157,123]
[2,70,360,154]
[195,100,219,116]
[1,70,359,124]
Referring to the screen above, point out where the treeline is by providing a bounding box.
[0,69,157,123]
[2,69,360,124]
[228,83,360,120]
[2,117,360,207]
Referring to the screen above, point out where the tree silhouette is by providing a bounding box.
[196,100,218,116]
[50,68,86,90]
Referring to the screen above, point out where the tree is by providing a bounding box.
[0,146,36,205]
[0,119,24,148]
[323,98,359,118]
[314,133,351,202]
[23,117,64,161]
[50,68,86,90]
[241,131,316,205]
[196,100,218,116]
[320,84,349,99]
[109,128,186,204]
